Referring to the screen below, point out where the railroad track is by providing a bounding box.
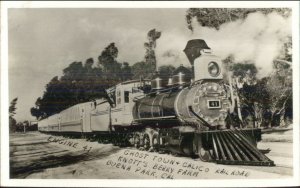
[9,132,293,178]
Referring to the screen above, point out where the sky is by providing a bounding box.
[8,8,292,122]
[8,9,191,121]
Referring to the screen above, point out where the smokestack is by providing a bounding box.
[183,39,211,65]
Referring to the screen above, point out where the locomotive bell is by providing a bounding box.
[184,39,211,65]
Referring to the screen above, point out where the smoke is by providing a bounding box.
[156,11,292,78]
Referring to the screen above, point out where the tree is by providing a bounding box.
[278,36,292,62]
[227,59,292,128]
[144,29,161,75]
[131,29,162,79]
[131,61,155,80]
[9,117,17,133]
[227,62,264,128]
[158,65,176,79]
[265,61,292,127]
[9,98,18,132]
[9,98,18,118]
[238,79,270,128]
[84,58,94,69]
[98,43,119,73]
[31,43,124,120]
[186,8,292,128]
[121,62,133,81]
[15,120,30,133]
[186,8,291,31]
[98,43,118,63]
[30,106,43,120]
[97,43,122,85]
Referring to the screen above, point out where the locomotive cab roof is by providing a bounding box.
[106,79,151,92]
[120,79,151,85]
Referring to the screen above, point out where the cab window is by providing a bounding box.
[124,91,129,103]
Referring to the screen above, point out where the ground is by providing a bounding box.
[9,129,293,179]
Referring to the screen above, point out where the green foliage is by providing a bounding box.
[14,120,37,132]
[158,65,176,79]
[144,29,161,72]
[9,97,18,118]
[278,36,292,62]
[131,61,155,79]
[228,61,292,127]
[121,62,133,81]
[9,117,17,133]
[186,8,291,31]
[31,60,108,119]
[98,43,118,68]
[31,29,164,120]
[266,65,292,121]
[230,63,258,78]
[31,42,137,120]
[173,65,193,78]
[9,97,18,132]
[239,79,270,110]
[98,42,122,82]
[131,28,162,79]
[31,51,106,118]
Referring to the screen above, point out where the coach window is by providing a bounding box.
[124,91,130,103]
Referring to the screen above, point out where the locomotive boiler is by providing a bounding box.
[38,39,274,166]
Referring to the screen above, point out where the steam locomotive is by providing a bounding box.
[38,39,274,166]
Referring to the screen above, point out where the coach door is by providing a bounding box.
[122,89,133,124]
[82,102,92,132]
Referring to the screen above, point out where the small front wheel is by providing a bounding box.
[143,134,151,151]
[152,133,159,151]
[197,136,212,162]
[133,133,141,148]
[198,147,212,162]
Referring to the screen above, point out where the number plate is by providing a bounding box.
[207,100,221,109]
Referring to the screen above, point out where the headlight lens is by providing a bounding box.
[208,62,220,77]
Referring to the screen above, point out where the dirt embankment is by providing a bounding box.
[9,131,293,179]
[261,127,293,143]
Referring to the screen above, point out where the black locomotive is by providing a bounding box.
[38,39,274,166]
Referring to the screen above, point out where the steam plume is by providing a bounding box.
[157,11,292,78]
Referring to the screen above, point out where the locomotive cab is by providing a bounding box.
[109,80,150,127]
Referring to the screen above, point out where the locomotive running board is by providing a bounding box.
[197,129,275,166]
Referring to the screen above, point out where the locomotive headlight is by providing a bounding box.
[208,62,220,77]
